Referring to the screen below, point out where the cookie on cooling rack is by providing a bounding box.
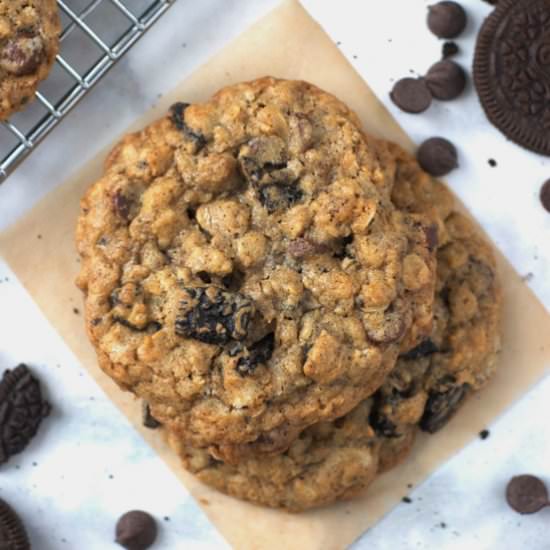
[0,0,61,120]
[167,143,501,512]
[75,77,437,454]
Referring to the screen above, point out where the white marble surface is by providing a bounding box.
[0,0,549,548]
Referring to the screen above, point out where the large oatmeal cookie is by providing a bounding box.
[167,143,501,512]
[0,0,60,120]
[76,78,436,450]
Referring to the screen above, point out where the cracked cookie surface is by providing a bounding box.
[76,78,436,450]
[0,0,60,120]
[167,142,501,512]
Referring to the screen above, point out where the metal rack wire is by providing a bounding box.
[0,0,175,182]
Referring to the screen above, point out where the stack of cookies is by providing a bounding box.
[75,77,501,512]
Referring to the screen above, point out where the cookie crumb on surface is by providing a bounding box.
[521,273,534,282]
[479,429,490,440]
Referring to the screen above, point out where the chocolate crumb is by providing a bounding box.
[479,429,490,440]
[73,308,80,315]
[442,41,459,58]
[521,273,534,282]
[402,496,412,503]
[506,475,549,515]
[540,180,550,213]
[115,510,157,550]
[488,159,497,167]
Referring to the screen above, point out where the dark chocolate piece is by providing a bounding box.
[234,333,275,377]
[0,498,30,550]
[479,429,490,439]
[142,403,161,429]
[420,384,469,433]
[417,137,458,177]
[401,339,439,360]
[442,41,459,58]
[390,78,432,114]
[424,223,439,251]
[474,0,550,156]
[505,475,549,514]
[540,179,550,213]
[426,60,467,100]
[169,102,206,151]
[0,364,51,465]
[427,2,467,39]
[116,510,157,550]
[0,33,44,76]
[175,286,254,345]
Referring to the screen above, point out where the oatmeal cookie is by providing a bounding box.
[372,143,502,435]
[76,78,436,450]
[0,0,60,120]
[167,398,416,512]
[168,143,501,512]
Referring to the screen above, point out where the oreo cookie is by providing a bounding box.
[0,364,51,465]
[474,0,550,155]
[0,498,30,550]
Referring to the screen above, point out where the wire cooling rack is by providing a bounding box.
[0,0,175,182]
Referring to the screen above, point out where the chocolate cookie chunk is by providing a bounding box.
[0,1,61,119]
[474,0,550,155]
[0,498,30,550]
[0,364,51,465]
[76,78,437,453]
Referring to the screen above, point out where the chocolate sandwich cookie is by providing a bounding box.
[0,498,30,550]
[0,364,51,465]
[474,0,550,155]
